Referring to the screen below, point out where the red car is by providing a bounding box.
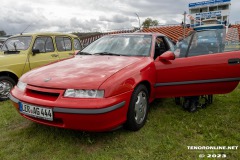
[10,31,240,131]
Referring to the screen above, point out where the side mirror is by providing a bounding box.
[158,51,175,61]
[32,49,40,56]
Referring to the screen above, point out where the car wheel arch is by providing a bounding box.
[0,71,19,84]
[125,83,150,131]
[135,80,151,97]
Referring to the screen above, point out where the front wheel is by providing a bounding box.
[125,84,149,131]
[0,76,16,101]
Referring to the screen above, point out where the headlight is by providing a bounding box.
[64,89,104,98]
[17,81,27,91]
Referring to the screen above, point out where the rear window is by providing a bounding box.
[74,38,82,50]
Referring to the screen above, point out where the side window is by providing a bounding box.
[33,37,53,53]
[174,35,192,58]
[175,32,212,58]
[56,37,72,51]
[46,38,54,52]
[188,33,210,57]
[74,38,82,50]
[154,37,168,59]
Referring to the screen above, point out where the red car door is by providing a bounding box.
[154,30,240,98]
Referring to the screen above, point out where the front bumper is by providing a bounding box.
[10,86,132,132]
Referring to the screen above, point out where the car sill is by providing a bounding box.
[155,77,240,87]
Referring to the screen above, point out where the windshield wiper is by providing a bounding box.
[4,44,9,51]
[13,42,18,51]
[94,52,122,56]
[77,51,92,55]
[3,43,20,54]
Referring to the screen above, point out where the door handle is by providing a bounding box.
[51,54,58,57]
[228,58,240,65]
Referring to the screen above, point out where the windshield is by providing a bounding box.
[1,36,32,51]
[174,28,240,58]
[80,34,152,56]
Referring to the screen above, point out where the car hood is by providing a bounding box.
[22,55,144,89]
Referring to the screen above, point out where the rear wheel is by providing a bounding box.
[0,76,16,101]
[125,84,149,131]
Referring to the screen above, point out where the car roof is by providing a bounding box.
[10,32,78,38]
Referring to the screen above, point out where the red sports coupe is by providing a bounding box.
[10,31,240,131]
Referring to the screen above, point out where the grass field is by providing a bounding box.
[0,86,239,160]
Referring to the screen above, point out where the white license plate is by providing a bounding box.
[19,102,53,121]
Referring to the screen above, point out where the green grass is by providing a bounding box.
[0,86,240,160]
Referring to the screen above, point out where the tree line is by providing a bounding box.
[0,31,6,36]
[141,18,159,28]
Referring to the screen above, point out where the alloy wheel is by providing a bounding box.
[134,91,147,124]
[0,80,13,99]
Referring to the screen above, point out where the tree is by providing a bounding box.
[142,18,159,28]
[0,30,6,36]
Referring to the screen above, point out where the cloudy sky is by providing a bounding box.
[0,0,239,35]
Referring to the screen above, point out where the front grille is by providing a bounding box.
[26,88,60,101]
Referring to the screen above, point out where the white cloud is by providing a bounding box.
[0,0,238,35]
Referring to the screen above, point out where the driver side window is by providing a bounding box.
[33,37,53,53]
[188,33,209,57]
[154,37,168,59]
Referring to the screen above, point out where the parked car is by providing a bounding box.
[0,32,82,100]
[0,36,9,45]
[10,31,240,132]
[0,36,9,49]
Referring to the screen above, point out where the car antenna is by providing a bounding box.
[20,25,31,35]
[134,13,141,32]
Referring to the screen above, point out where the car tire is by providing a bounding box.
[125,84,149,131]
[0,76,16,101]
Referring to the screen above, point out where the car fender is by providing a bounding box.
[99,57,156,98]
[0,53,29,78]
[0,70,19,83]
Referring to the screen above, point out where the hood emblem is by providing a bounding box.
[44,77,52,82]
